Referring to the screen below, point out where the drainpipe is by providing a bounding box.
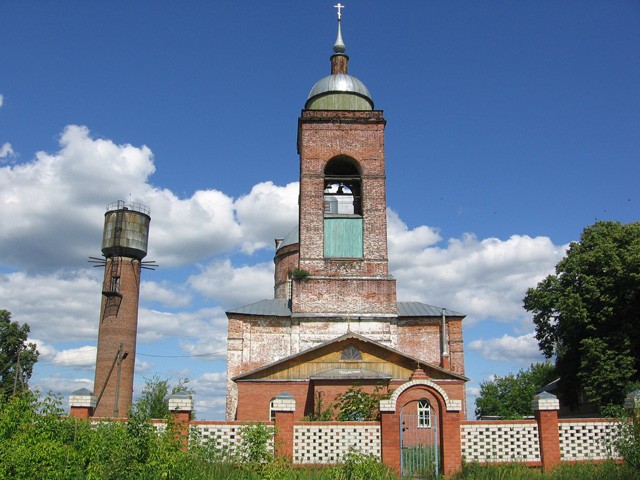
[441,308,450,369]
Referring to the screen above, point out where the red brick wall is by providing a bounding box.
[93,257,141,417]
[274,242,299,299]
[236,381,312,421]
[292,277,397,315]
[296,110,394,316]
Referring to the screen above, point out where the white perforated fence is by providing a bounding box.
[191,422,274,460]
[293,423,381,464]
[461,422,540,463]
[559,420,621,461]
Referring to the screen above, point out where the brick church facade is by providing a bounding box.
[225,14,467,422]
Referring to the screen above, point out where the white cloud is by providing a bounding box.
[35,375,94,397]
[137,307,227,346]
[140,280,192,308]
[188,259,274,308]
[32,339,95,367]
[0,270,101,343]
[0,143,14,160]
[468,333,545,364]
[234,181,299,254]
[0,94,3,107]
[190,371,227,419]
[0,125,301,272]
[388,211,567,324]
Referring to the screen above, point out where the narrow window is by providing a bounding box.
[418,399,431,428]
[269,398,276,422]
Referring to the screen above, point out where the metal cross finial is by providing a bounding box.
[334,3,344,20]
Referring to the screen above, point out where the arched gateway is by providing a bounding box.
[379,371,464,478]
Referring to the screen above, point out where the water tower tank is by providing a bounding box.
[101,201,151,260]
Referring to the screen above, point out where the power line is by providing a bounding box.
[135,352,221,358]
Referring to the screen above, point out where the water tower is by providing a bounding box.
[91,200,154,417]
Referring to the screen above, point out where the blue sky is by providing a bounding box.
[1,1,638,419]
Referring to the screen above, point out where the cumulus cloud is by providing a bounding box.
[387,210,567,324]
[188,259,274,309]
[234,181,299,254]
[0,270,101,342]
[468,333,545,363]
[140,280,192,308]
[0,125,301,272]
[34,340,96,368]
[137,307,227,346]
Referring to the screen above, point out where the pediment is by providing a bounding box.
[233,332,467,382]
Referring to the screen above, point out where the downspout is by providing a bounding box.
[441,308,448,356]
[441,308,450,370]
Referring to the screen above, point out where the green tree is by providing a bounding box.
[0,310,39,399]
[335,384,390,421]
[133,374,194,419]
[475,362,557,419]
[524,221,640,409]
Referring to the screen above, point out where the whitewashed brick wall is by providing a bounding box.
[293,423,381,464]
[461,422,540,463]
[559,420,620,461]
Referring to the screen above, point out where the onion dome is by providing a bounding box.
[305,9,374,111]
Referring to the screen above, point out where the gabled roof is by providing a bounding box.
[227,299,464,318]
[233,331,468,382]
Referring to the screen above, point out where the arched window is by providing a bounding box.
[418,399,431,428]
[269,398,277,422]
[341,345,362,361]
[323,157,363,258]
[323,157,361,215]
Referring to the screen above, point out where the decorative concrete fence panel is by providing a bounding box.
[191,421,275,458]
[461,421,540,463]
[293,422,381,464]
[559,419,620,461]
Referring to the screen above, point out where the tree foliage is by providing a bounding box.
[133,374,194,419]
[524,221,640,409]
[475,362,557,419]
[0,310,39,399]
[334,384,390,421]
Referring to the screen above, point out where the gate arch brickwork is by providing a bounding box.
[379,371,464,477]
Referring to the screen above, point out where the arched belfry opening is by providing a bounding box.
[323,156,363,258]
[323,156,362,216]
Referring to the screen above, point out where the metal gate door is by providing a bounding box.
[400,401,439,478]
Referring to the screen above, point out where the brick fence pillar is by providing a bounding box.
[68,388,96,420]
[532,392,560,472]
[168,393,194,449]
[272,392,296,461]
[379,411,400,474]
[441,409,463,477]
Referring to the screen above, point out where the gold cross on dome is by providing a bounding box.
[334,3,344,20]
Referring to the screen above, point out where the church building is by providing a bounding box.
[226,10,467,422]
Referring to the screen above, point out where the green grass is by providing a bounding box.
[452,462,639,480]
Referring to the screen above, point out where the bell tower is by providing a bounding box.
[292,9,397,317]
